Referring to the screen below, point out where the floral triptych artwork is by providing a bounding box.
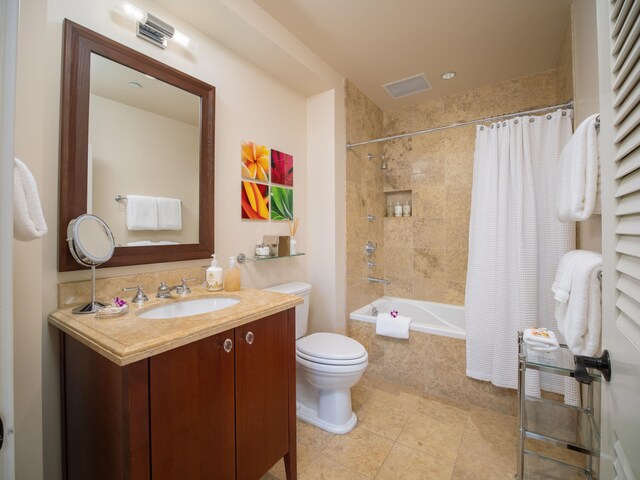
[241,141,294,221]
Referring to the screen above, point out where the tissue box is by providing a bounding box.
[263,235,290,257]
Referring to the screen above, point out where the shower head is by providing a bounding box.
[367,153,388,170]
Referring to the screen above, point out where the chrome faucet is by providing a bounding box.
[367,276,391,285]
[156,281,178,299]
[156,277,198,298]
[371,306,378,316]
[122,284,149,304]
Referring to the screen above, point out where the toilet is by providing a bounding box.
[265,282,368,434]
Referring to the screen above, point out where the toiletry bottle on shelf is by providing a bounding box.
[394,201,403,217]
[224,256,241,292]
[403,201,412,217]
[206,254,223,291]
[387,201,394,217]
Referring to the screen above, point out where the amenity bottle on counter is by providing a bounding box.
[206,254,223,291]
[224,256,241,292]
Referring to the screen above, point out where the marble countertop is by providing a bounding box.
[48,286,302,366]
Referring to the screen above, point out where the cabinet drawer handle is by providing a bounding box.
[245,332,254,345]
[223,338,233,353]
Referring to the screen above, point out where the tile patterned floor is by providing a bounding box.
[261,375,520,480]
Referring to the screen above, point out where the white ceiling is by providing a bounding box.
[90,53,200,125]
[253,0,573,110]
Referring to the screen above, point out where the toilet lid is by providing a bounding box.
[296,333,367,362]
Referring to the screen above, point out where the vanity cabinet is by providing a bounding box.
[60,309,296,480]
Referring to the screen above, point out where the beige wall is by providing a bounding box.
[380,70,562,305]
[13,0,345,478]
[345,81,385,318]
[572,0,602,253]
[13,1,46,477]
[89,94,200,245]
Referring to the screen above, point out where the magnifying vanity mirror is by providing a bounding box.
[67,214,116,314]
[59,20,215,271]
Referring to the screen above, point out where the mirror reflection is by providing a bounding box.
[88,53,201,247]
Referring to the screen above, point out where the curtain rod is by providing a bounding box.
[346,100,574,149]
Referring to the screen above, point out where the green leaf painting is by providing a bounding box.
[270,186,293,220]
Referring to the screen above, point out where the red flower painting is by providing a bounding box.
[271,149,293,186]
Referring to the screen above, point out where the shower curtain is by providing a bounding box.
[465,109,575,397]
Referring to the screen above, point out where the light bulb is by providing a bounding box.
[114,1,147,23]
[173,29,196,52]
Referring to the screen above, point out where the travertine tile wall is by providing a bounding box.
[381,69,563,305]
[345,81,386,318]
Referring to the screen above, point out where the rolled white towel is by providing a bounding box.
[376,312,411,339]
[523,328,559,352]
[13,158,48,241]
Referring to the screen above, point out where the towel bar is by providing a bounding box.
[115,194,183,206]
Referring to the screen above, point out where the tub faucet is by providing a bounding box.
[367,276,391,285]
[371,306,378,316]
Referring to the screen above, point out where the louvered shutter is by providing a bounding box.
[612,0,640,348]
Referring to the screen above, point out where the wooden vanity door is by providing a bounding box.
[235,311,291,480]
[149,332,235,480]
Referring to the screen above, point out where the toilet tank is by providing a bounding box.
[264,282,311,339]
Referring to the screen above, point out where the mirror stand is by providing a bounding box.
[72,266,108,314]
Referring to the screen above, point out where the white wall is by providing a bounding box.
[89,94,200,245]
[12,0,345,478]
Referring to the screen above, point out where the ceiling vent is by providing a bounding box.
[383,74,432,99]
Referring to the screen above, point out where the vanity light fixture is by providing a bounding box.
[441,71,456,80]
[114,1,196,52]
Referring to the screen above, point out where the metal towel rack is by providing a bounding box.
[114,194,183,205]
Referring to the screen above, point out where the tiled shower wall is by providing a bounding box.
[345,81,385,318]
[381,69,565,305]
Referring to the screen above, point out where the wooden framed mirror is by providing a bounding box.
[59,20,215,271]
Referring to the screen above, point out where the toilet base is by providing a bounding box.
[296,401,358,434]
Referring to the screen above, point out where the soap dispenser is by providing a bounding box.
[206,254,224,291]
[224,256,241,292]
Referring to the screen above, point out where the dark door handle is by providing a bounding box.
[574,350,611,384]
[0,416,4,451]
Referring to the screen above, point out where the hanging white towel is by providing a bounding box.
[551,250,581,303]
[375,313,411,339]
[157,197,182,230]
[557,113,600,222]
[555,250,602,356]
[126,195,158,231]
[13,158,48,241]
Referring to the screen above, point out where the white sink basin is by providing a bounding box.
[138,297,240,320]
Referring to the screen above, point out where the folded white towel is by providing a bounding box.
[555,251,602,356]
[13,158,48,241]
[126,195,158,231]
[376,312,411,339]
[157,197,182,230]
[523,328,559,352]
[557,114,600,222]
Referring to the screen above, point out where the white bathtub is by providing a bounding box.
[350,296,466,340]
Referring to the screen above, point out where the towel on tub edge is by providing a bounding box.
[376,312,411,339]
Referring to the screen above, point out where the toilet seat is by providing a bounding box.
[296,333,367,366]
